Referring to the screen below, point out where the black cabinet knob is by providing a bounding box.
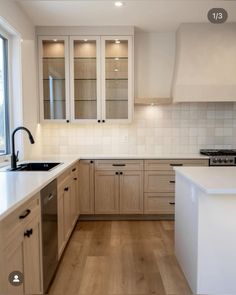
[66,120,70,123]
[24,228,33,238]
[97,120,101,123]
[90,160,94,164]
[64,187,69,192]
[120,172,123,175]
[74,178,77,181]
[115,172,119,175]
[102,120,105,123]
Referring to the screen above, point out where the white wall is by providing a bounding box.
[134,32,175,99]
[0,0,40,158]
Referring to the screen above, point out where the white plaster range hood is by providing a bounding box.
[172,23,236,102]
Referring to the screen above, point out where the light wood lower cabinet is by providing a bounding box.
[144,159,209,214]
[0,194,42,295]
[57,163,80,258]
[79,160,95,214]
[120,171,143,214]
[144,193,175,214]
[95,170,119,214]
[95,168,144,214]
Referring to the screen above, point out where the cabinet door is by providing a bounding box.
[79,160,95,214]
[4,233,24,295]
[70,36,101,122]
[95,170,119,214]
[23,215,42,295]
[63,184,72,242]
[38,36,70,122]
[58,185,65,258]
[120,171,144,214]
[71,176,78,227]
[101,36,133,123]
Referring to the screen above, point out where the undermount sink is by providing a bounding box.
[7,162,61,172]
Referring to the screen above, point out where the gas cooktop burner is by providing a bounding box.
[200,149,236,166]
[200,149,236,156]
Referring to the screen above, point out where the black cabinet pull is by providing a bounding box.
[170,163,183,167]
[169,180,175,184]
[24,228,33,238]
[64,187,69,191]
[120,172,123,175]
[90,160,94,164]
[19,209,31,219]
[112,164,126,167]
[72,168,76,172]
[66,120,70,123]
[97,120,101,123]
[115,172,119,175]
[169,202,175,205]
[102,120,105,123]
[74,178,77,181]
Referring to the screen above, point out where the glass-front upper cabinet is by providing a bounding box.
[38,36,70,122]
[70,37,101,122]
[101,36,133,123]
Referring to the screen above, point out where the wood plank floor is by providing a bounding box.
[49,221,193,295]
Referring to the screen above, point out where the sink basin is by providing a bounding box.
[7,162,61,171]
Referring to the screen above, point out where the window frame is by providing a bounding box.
[0,31,10,156]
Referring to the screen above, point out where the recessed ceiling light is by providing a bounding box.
[115,1,123,7]
[84,39,88,42]
[115,39,120,44]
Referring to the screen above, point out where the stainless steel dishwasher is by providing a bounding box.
[41,179,58,293]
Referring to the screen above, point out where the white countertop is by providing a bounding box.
[0,154,208,221]
[0,157,78,221]
[175,167,236,194]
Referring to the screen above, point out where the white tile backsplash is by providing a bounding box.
[37,103,236,156]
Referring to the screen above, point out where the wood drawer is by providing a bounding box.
[1,194,40,242]
[144,171,175,193]
[144,193,175,214]
[95,160,144,171]
[144,159,209,171]
[57,168,71,186]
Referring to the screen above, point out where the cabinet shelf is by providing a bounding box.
[74,99,97,102]
[106,78,128,81]
[74,78,97,81]
[43,57,65,60]
[74,57,96,60]
[43,78,65,81]
[106,57,128,60]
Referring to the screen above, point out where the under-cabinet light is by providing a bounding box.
[115,1,123,7]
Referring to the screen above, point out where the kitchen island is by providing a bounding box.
[175,167,236,295]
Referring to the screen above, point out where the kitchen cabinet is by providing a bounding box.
[79,160,95,214]
[144,159,209,214]
[94,160,143,214]
[38,36,70,122]
[119,170,143,214]
[57,163,79,258]
[0,194,42,295]
[95,170,119,214]
[38,34,133,123]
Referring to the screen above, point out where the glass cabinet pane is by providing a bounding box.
[73,40,97,120]
[105,39,128,120]
[42,40,66,120]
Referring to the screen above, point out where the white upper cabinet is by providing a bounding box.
[101,36,133,123]
[38,36,70,122]
[38,31,133,123]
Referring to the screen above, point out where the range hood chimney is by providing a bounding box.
[172,23,236,102]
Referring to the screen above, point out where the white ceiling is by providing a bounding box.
[17,0,236,32]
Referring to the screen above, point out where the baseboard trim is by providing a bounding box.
[78,214,175,221]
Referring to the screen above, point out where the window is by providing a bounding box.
[0,34,10,155]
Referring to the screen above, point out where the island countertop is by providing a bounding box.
[175,166,236,194]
